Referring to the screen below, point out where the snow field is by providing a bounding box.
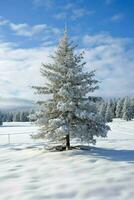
[0,122,39,145]
[0,119,134,200]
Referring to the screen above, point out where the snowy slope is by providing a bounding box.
[0,97,33,110]
[0,119,134,200]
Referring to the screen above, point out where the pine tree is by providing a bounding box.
[29,110,36,122]
[0,111,3,126]
[112,98,117,118]
[115,98,124,118]
[131,98,134,119]
[122,96,132,121]
[13,112,20,122]
[32,30,110,149]
[109,99,115,119]
[105,101,113,122]
[99,101,107,119]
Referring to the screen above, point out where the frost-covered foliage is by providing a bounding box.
[99,99,115,122]
[131,98,134,119]
[122,97,133,121]
[32,30,110,148]
[0,110,33,122]
[99,97,134,122]
[108,99,117,119]
[105,100,113,122]
[99,102,106,119]
[0,111,3,126]
[116,98,125,118]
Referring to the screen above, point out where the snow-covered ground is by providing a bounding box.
[0,119,134,200]
[0,122,39,145]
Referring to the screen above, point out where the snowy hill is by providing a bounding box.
[0,119,134,200]
[0,97,34,111]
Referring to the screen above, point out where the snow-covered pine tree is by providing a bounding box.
[29,109,36,122]
[32,30,110,149]
[99,101,107,119]
[112,98,117,118]
[131,97,134,119]
[105,101,113,122]
[13,112,20,122]
[0,111,3,126]
[122,96,132,121]
[109,99,115,118]
[115,98,124,118]
[7,112,13,122]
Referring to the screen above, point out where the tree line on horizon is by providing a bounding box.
[0,109,35,125]
[0,96,133,126]
[98,96,134,122]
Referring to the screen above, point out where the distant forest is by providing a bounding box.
[0,96,134,126]
[0,109,35,124]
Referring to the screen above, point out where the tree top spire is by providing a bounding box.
[64,17,68,37]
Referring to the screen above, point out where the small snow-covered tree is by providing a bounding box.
[105,101,113,122]
[13,112,20,122]
[29,110,36,122]
[99,102,107,119]
[131,98,134,119]
[20,111,29,122]
[108,99,116,119]
[32,30,110,149]
[122,96,132,121]
[0,111,3,126]
[115,98,124,118]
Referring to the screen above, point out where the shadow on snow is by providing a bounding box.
[0,143,134,163]
[67,146,134,163]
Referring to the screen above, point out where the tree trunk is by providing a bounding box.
[66,134,70,150]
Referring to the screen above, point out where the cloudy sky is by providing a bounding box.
[0,0,134,102]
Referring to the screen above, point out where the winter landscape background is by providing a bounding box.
[0,0,134,200]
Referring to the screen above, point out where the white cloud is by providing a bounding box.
[64,3,74,10]
[0,40,54,100]
[0,16,9,26]
[110,13,124,22]
[0,31,133,101]
[10,23,47,37]
[49,1,94,21]
[32,1,94,21]
[71,8,94,20]
[83,33,128,47]
[54,12,66,20]
[83,33,134,97]
[54,8,94,21]
[0,16,61,38]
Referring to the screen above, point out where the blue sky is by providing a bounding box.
[0,0,134,101]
